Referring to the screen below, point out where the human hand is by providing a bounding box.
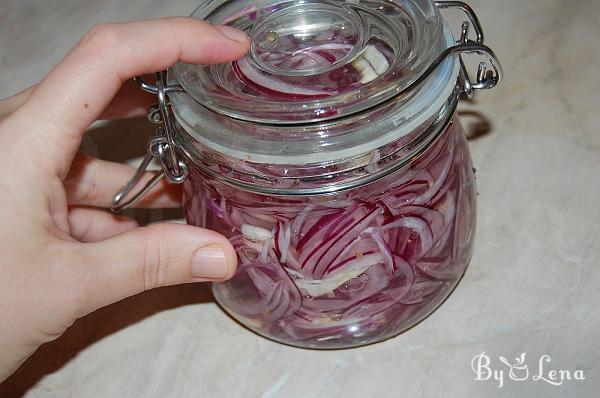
[0,18,249,381]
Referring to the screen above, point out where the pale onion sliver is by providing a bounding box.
[292,253,384,297]
[242,224,273,243]
[237,57,332,96]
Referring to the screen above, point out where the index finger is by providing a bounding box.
[12,18,249,178]
[0,85,36,119]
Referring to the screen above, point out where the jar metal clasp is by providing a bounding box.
[111,71,187,212]
[434,1,503,99]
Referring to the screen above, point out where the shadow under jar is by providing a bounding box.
[115,0,502,349]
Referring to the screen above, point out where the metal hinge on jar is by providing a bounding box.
[111,1,502,212]
[401,1,503,100]
[434,1,503,99]
[111,71,188,212]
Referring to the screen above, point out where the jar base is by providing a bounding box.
[211,257,471,350]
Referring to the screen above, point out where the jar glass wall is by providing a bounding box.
[183,114,475,349]
[108,0,501,350]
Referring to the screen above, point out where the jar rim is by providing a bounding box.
[174,96,458,196]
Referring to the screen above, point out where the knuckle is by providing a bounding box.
[81,164,101,204]
[78,212,96,242]
[66,154,106,206]
[141,226,171,290]
[81,23,120,54]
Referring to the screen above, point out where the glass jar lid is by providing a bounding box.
[111,0,503,210]
[173,0,447,123]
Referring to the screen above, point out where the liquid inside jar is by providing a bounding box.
[183,116,476,349]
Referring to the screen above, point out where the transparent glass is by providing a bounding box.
[183,115,476,349]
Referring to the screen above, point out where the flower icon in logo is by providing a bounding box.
[499,352,529,381]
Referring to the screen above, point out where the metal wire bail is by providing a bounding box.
[111,72,186,213]
[434,1,503,99]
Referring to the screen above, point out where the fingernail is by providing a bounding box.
[214,25,248,43]
[192,245,228,279]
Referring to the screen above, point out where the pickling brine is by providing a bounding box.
[184,117,476,348]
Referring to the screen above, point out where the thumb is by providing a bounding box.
[77,223,237,313]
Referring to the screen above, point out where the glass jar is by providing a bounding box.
[113,0,502,349]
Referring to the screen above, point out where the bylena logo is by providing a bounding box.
[471,352,586,388]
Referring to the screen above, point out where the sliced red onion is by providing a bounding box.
[222,4,258,24]
[309,206,383,278]
[400,279,444,304]
[290,43,355,55]
[351,45,391,84]
[186,119,474,346]
[294,252,384,298]
[234,58,334,98]
[369,216,434,255]
[278,222,292,263]
[365,228,395,275]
